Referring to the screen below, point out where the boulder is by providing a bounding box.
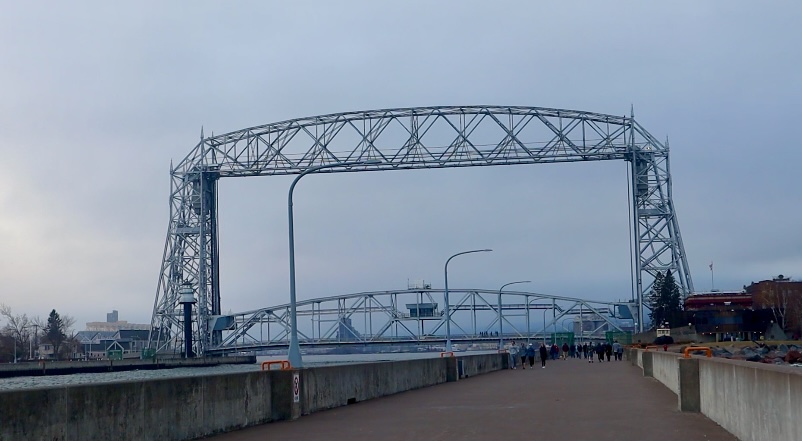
[746,353,763,362]
[784,350,802,364]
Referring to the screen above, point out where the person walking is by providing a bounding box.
[596,342,605,362]
[519,342,527,369]
[539,342,548,368]
[613,340,623,361]
[507,341,518,369]
[526,343,536,369]
[605,342,613,362]
[550,343,559,360]
[582,343,589,359]
[561,342,570,360]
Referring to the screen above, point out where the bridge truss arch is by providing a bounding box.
[148,105,693,356]
[203,288,638,356]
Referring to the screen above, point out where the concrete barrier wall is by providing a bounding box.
[631,350,802,441]
[1,353,504,441]
[0,371,274,441]
[698,358,802,441]
[301,358,447,414]
[650,351,679,394]
[459,353,503,377]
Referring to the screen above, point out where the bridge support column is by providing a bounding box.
[642,351,654,378]
[678,358,701,412]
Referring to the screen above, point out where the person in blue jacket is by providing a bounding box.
[525,343,536,368]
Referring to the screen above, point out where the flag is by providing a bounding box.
[709,262,713,271]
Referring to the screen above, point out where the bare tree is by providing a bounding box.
[764,284,790,331]
[0,303,33,359]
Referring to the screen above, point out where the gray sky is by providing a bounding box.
[1,1,800,329]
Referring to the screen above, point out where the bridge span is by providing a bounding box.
[161,288,639,356]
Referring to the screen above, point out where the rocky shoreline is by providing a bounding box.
[704,343,802,366]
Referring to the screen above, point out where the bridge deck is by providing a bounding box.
[212,357,737,441]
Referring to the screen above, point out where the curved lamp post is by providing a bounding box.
[497,280,530,349]
[287,160,380,368]
[443,249,492,352]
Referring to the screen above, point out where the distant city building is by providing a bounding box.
[86,310,149,332]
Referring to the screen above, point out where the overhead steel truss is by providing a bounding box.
[202,288,635,356]
[148,105,693,356]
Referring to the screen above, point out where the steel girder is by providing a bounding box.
[202,288,632,356]
[148,105,693,355]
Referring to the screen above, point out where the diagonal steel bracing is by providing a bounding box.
[148,106,693,355]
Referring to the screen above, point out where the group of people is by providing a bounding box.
[506,340,624,369]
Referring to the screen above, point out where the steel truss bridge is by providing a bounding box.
[203,288,636,356]
[148,105,694,357]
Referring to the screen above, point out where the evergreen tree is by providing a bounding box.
[44,309,67,359]
[648,270,683,328]
[647,272,665,328]
[661,270,683,327]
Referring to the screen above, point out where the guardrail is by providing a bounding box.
[682,346,712,358]
[261,360,291,371]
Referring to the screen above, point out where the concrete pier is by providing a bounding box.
[211,357,736,441]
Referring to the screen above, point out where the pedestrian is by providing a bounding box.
[539,342,548,368]
[550,344,559,360]
[526,343,536,368]
[561,342,569,360]
[596,342,605,362]
[605,342,613,362]
[612,340,622,361]
[582,343,588,359]
[508,341,518,369]
[520,342,527,369]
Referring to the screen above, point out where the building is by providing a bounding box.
[685,290,778,341]
[86,310,150,332]
[75,310,151,359]
[745,275,802,337]
[74,329,150,359]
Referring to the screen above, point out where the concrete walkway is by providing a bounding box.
[212,357,738,441]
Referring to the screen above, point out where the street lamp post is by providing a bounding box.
[443,249,492,352]
[497,281,530,349]
[287,160,380,368]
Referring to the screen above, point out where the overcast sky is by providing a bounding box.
[1,1,800,329]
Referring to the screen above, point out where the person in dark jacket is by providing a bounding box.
[539,343,548,368]
[596,342,605,362]
[525,343,536,368]
[605,342,613,362]
[561,342,570,360]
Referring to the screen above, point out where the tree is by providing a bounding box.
[647,270,683,328]
[43,309,68,359]
[1,303,32,360]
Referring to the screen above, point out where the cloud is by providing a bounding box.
[0,1,800,328]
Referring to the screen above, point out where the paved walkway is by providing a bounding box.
[212,357,738,441]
